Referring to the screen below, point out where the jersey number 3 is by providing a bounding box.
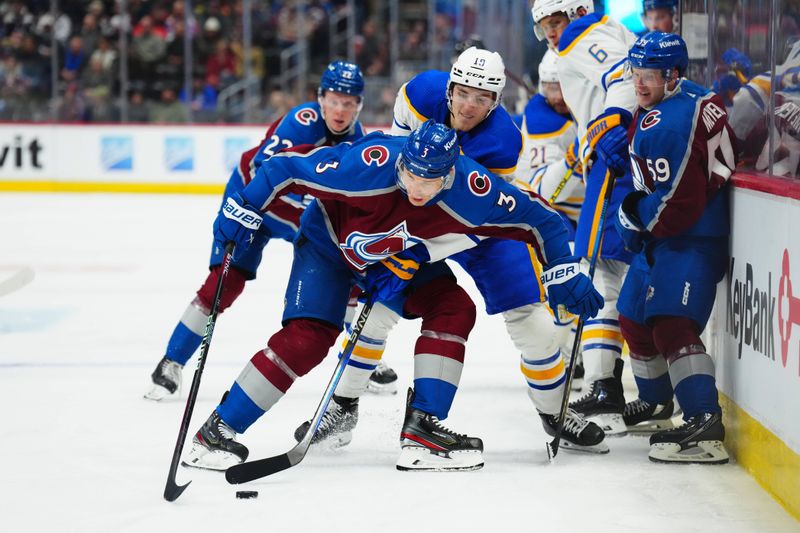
[497,192,516,212]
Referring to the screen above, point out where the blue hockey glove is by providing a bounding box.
[359,254,420,302]
[541,256,604,320]
[721,47,753,80]
[587,108,632,175]
[213,192,263,254]
[615,191,650,253]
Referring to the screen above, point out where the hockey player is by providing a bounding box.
[515,49,585,389]
[302,46,609,454]
[531,0,638,435]
[615,32,735,463]
[642,0,678,34]
[184,121,605,471]
[144,61,377,400]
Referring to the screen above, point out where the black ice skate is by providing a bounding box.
[569,359,626,436]
[183,411,249,471]
[293,395,359,448]
[143,356,182,401]
[539,408,609,454]
[649,412,729,464]
[624,398,676,434]
[397,388,483,471]
[367,359,398,395]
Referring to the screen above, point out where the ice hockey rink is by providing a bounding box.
[2,192,797,533]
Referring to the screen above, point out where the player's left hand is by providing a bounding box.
[541,256,604,319]
[615,191,649,253]
[359,255,420,302]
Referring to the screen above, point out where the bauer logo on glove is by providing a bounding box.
[223,196,263,230]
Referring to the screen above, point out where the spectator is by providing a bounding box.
[81,56,113,121]
[127,89,150,122]
[150,87,188,123]
[205,38,236,88]
[0,54,31,119]
[132,15,167,83]
[80,13,102,56]
[90,36,117,73]
[56,82,89,122]
[61,35,87,82]
[18,34,49,98]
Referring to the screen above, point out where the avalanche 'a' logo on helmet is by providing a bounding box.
[640,110,662,131]
[340,221,421,269]
[295,107,319,126]
[361,145,390,167]
[468,170,492,196]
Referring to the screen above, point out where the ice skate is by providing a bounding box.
[570,360,585,391]
[540,408,609,454]
[397,389,483,471]
[367,359,398,395]
[569,359,626,436]
[144,356,182,401]
[649,412,729,464]
[293,395,359,448]
[183,411,249,471]
[624,398,676,434]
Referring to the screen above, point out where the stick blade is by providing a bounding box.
[164,479,191,502]
[226,453,293,484]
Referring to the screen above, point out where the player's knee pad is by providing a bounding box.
[195,265,247,312]
[619,314,658,358]
[651,316,704,362]
[267,319,340,376]
[404,277,476,340]
[361,302,401,341]
[503,303,558,356]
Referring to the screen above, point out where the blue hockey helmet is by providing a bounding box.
[318,61,365,98]
[643,0,677,12]
[628,31,688,79]
[396,120,459,203]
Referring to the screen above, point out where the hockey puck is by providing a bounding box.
[235,491,259,499]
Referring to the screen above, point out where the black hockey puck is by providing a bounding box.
[236,491,259,499]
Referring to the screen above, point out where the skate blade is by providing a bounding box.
[559,440,610,454]
[366,381,398,395]
[182,442,244,471]
[143,384,175,401]
[625,419,675,435]
[648,440,729,465]
[396,446,484,472]
[312,431,353,449]
[587,413,627,437]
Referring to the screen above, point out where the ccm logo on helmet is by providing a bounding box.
[640,110,661,131]
[361,145,390,166]
[294,108,319,126]
[468,170,491,196]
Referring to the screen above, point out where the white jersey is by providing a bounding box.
[515,93,583,224]
[556,14,638,163]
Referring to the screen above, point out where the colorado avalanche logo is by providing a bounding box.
[361,145,390,167]
[468,170,491,196]
[294,107,318,126]
[340,221,420,269]
[640,110,661,131]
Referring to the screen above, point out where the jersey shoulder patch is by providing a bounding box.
[404,70,449,119]
[524,94,573,136]
[558,13,605,53]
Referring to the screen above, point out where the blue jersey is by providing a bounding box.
[628,82,736,238]
[393,70,523,178]
[240,132,572,271]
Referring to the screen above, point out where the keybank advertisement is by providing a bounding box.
[712,185,800,453]
[0,124,384,183]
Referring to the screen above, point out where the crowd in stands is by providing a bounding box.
[0,0,460,124]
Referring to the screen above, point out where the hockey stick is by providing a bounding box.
[164,242,235,502]
[548,160,580,204]
[546,168,618,461]
[225,292,377,484]
[0,266,35,297]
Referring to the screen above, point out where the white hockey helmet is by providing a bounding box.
[448,46,506,113]
[531,0,594,41]
[538,49,560,88]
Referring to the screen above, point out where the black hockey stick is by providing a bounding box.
[164,242,235,502]
[225,292,377,484]
[546,168,618,461]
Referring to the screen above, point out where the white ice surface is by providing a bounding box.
[1,193,797,533]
